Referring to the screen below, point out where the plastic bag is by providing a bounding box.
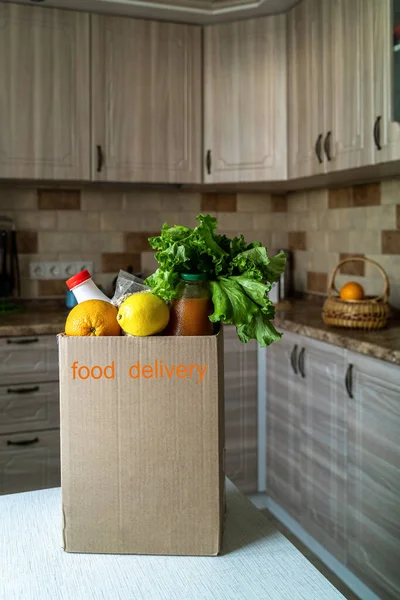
[111,269,150,308]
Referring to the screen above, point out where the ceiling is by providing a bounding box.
[2,0,302,23]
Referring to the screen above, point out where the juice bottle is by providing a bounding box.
[167,273,214,336]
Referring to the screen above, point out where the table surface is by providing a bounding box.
[0,481,344,600]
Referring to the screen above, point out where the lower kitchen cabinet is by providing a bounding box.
[266,330,400,600]
[266,331,301,518]
[347,351,400,600]
[0,429,60,495]
[223,325,258,493]
[300,338,347,563]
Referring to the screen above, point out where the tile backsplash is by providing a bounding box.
[1,179,400,308]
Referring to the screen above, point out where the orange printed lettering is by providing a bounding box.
[176,364,187,379]
[164,364,176,379]
[129,361,140,379]
[142,365,153,379]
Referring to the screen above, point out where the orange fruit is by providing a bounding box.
[65,300,120,336]
[339,282,365,301]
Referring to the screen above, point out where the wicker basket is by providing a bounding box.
[322,257,391,330]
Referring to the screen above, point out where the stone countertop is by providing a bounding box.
[0,301,399,365]
[0,306,68,337]
[274,300,400,366]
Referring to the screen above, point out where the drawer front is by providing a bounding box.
[0,429,60,495]
[0,335,58,385]
[0,381,59,435]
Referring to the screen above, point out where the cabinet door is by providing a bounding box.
[0,4,90,180]
[301,338,347,563]
[326,0,374,171]
[92,16,201,184]
[0,335,58,385]
[287,0,325,179]
[347,352,400,600]
[373,0,400,162]
[204,15,287,183]
[223,326,258,494]
[266,332,302,518]
[0,381,59,435]
[0,429,60,495]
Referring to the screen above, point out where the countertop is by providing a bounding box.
[0,300,399,365]
[274,300,400,365]
[0,480,344,600]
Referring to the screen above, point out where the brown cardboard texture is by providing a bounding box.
[58,330,225,556]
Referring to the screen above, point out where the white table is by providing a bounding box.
[0,480,344,600]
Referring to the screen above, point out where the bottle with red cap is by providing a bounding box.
[66,270,111,304]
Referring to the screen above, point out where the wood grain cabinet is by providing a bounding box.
[266,331,302,518]
[204,15,287,183]
[91,15,201,184]
[0,3,90,180]
[266,330,400,600]
[347,351,400,600]
[0,334,60,496]
[223,326,258,494]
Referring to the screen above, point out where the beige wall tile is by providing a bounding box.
[237,193,271,213]
[271,213,288,231]
[253,213,275,231]
[307,251,336,272]
[307,189,328,211]
[20,277,39,299]
[13,210,57,231]
[124,191,164,212]
[57,211,100,231]
[348,230,381,254]
[216,212,253,232]
[81,232,124,254]
[365,205,396,230]
[381,178,400,205]
[287,191,307,212]
[271,231,288,250]
[307,232,329,252]
[348,207,368,230]
[81,190,124,212]
[293,269,307,292]
[100,211,142,232]
[293,251,309,270]
[327,232,351,252]
[327,209,350,231]
[39,232,82,253]
[0,188,37,210]
[160,192,201,213]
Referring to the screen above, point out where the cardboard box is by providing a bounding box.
[58,330,225,556]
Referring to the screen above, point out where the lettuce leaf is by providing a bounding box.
[144,213,286,347]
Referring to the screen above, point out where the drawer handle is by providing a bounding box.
[345,364,353,399]
[7,337,39,345]
[290,344,298,375]
[7,437,39,446]
[298,347,306,378]
[7,386,40,395]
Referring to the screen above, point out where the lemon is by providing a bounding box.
[117,292,170,336]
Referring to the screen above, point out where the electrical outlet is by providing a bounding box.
[29,262,46,280]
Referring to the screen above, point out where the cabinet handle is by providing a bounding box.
[7,337,38,345]
[7,437,39,447]
[315,134,323,164]
[290,344,298,375]
[324,131,332,161]
[298,347,306,378]
[345,364,353,399]
[96,145,103,172]
[7,385,39,395]
[206,150,212,175]
[373,116,382,150]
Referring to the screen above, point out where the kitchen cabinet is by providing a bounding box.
[266,329,400,600]
[223,326,258,494]
[0,429,60,495]
[287,0,326,179]
[0,3,90,180]
[326,0,374,172]
[91,15,201,184]
[0,334,60,496]
[347,351,400,600]
[373,0,400,163]
[204,15,287,183]
[266,331,301,518]
[300,338,347,563]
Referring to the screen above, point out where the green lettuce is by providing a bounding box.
[144,214,286,347]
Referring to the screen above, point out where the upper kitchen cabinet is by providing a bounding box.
[0,4,90,181]
[372,0,400,163]
[287,0,326,179]
[91,16,201,184]
[326,0,375,172]
[204,15,287,183]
